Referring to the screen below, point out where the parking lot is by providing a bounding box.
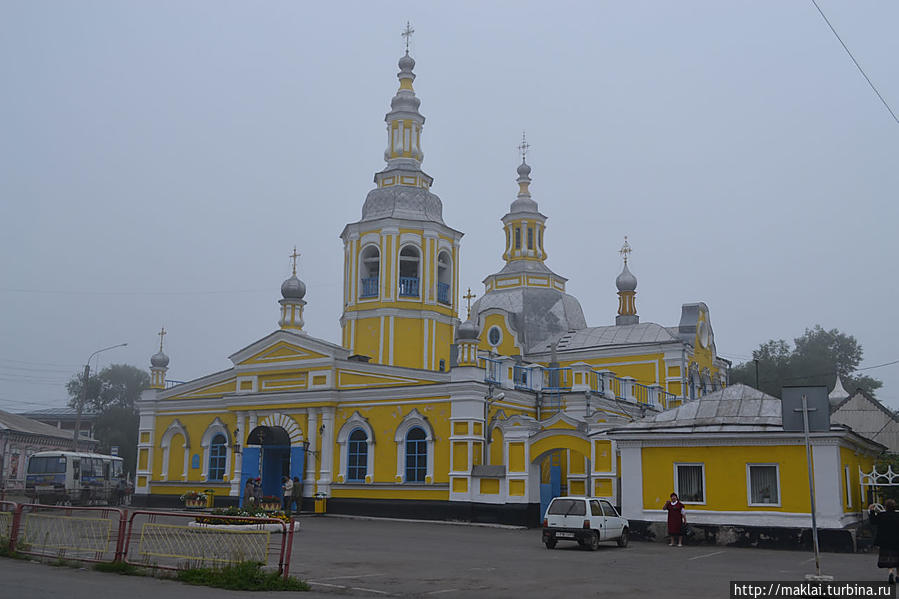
[1,513,886,598]
[291,516,880,598]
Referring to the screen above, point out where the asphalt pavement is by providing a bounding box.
[2,515,887,598]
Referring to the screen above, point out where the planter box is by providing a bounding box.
[259,502,281,512]
[184,498,207,509]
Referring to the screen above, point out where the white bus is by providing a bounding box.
[25,451,128,505]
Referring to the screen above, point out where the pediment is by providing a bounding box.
[230,330,348,367]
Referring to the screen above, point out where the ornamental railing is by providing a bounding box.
[360,276,379,298]
[398,276,419,297]
[437,282,450,305]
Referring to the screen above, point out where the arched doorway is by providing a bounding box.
[242,425,301,502]
[529,432,592,525]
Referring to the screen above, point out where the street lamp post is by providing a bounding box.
[73,343,128,451]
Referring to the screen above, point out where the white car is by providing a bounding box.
[542,496,629,550]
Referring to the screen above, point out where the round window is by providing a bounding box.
[488,326,502,346]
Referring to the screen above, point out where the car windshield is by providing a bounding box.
[547,499,585,516]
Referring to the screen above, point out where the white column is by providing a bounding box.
[230,412,246,497]
[304,410,319,495]
[812,443,844,528]
[318,407,336,495]
[618,442,644,521]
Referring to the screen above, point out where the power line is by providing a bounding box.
[810,0,899,126]
[857,359,899,372]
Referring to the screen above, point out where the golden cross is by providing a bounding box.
[518,131,530,162]
[158,326,167,352]
[289,246,300,276]
[619,236,632,265]
[463,287,476,319]
[402,21,414,53]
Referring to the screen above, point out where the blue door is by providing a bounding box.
[539,465,562,524]
[240,447,260,505]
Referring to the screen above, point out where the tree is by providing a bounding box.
[730,326,882,399]
[66,364,150,475]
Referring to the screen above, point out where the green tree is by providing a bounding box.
[730,325,882,399]
[66,364,149,475]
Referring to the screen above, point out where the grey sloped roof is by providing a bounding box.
[18,407,97,418]
[496,260,555,276]
[0,409,77,440]
[556,322,681,351]
[360,185,444,224]
[607,384,785,434]
[472,287,587,353]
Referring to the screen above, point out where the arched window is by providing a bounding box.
[405,427,427,482]
[514,228,521,250]
[360,245,380,299]
[436,251,451,305]
[398,245,420,297]
[347,429,368,482]
[208,434,227,480]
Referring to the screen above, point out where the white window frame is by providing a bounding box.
[200,418,231,482]
[746,463,781,507]
[673,462,706,505]
[335,411,375,484]
[844,465,853,509]
[394,408,435,484]
[359,244,381,301]
[160,419,190,482]
[487,325,503,348]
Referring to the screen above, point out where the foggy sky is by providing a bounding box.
[1,1,897,412]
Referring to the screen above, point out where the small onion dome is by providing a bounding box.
[399,52,415,72]
[456,319,481,340]
[517,161,532,178]
[616,263,637,292]
[281,274,307,300]
[151,351,169,368]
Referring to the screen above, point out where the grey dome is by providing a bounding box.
[361,185,444,223]
[510,196,538,213]
[151,351,169,368]
[616,263,637,292]
[471,286,587,354]
[399,52,415,71]
[281,275,307,300]
[390,92,421,112]
[517,161,532,177]
[456,319,480,341]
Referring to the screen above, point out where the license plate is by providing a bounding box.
[556,532,574,538]
[36,485,54,491]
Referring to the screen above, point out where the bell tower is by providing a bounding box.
[339,27,463,371]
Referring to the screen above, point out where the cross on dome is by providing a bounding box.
[289,246,301,276]
[463,287,477,319]
[402,21,414,53]
[158,326,167,352]
[619,236,632,265]
[518,131,530,162]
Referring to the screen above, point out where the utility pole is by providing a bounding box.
[73,343,128,452]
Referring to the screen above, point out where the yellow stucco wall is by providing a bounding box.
[642,445,811,512]
[840,446,874,512]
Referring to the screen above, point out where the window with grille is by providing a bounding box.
[675,463,704,503]
[348,428,368,482]
[208,434,227,480]
[748,464,779,505]
[405,427,427,482]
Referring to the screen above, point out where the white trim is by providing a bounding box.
[394,408,435,484]
[746,463,781,507]
[335,411,375,484]
[845,464,853,508]
[200,418,231,482]
[159,419,190,482]
[255,413,305,446]
[673,462,706,505]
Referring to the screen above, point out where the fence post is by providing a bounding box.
[8,503,22,553]
[113,508,128,562]
[282,520,295,579]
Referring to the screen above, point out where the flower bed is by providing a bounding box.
[195,506,292,526]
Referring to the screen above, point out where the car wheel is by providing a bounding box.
[617,527,629,548]
[545,539,557,550]
[587,532,599,551]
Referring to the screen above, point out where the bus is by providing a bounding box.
[25,451,128,505]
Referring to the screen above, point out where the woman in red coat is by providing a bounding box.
[663,492,687,547]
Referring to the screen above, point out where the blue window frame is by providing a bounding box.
[348,428,368,482]
[208,434,227,480]
[405,427,427,483]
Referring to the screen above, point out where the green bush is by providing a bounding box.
[176,561,308,591]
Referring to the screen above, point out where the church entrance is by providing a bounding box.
[242,425,305,504]
[529,433,592,525]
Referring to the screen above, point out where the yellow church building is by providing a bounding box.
[134,42,874,538]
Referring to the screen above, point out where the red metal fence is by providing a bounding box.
[0,501,296,579]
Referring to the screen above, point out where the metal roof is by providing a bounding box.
[0,409,80,440]
[556,322,681,352]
